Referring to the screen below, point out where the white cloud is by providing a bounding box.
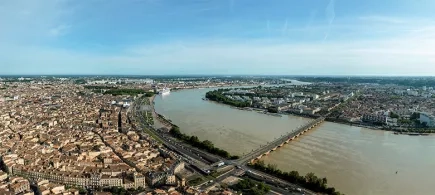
[3,30,435,75]
[358,16,406,24]
[49,24,71,36]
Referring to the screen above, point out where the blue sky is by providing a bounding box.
[1,0,435,75]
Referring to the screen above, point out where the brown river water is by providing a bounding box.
[153,87,435,195]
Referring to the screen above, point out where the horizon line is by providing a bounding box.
[1,74,435,77]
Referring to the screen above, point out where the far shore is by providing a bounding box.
[203,97,435,136]
[148,88,434,136]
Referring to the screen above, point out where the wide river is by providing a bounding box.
[154,87,435,195]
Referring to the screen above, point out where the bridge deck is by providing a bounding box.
[236,117,325,164]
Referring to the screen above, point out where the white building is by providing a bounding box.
[419,112,435,127]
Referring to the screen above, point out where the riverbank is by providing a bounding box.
[149,95,173,130]
[204,98,288,118]
[205,97,434,135]
[171,83,259,91]
[326,117,434,135]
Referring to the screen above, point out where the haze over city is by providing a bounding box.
[1,0,435,75]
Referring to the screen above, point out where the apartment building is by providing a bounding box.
[362,114,388,124]
[9,165,146,189]
[1,176,33,195]
[0,171,7,181]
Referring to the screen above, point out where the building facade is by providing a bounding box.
[362,114,388,124]
[9,165,146,190]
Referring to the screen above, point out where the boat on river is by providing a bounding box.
[263,112,282,117]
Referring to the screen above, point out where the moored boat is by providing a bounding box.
[159,87,170,95]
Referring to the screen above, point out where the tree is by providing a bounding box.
[289,170,300,178]
[322,177,328,186]
[248,161,341,195]
[205,90,251,108]
[145,92,155,97]
[189,136,200,143]
[230,155,240,160]
[74,79,87,84]
[169,126,234,159]
[103,89,146,96]
[422,122,428,127]
[389,112,399,118]
[267,163,277,170]
[305,172,317,183]
[230,179,270,195]
[202,140,214,147]
[256,160,266,167]
[410,112,420,120]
